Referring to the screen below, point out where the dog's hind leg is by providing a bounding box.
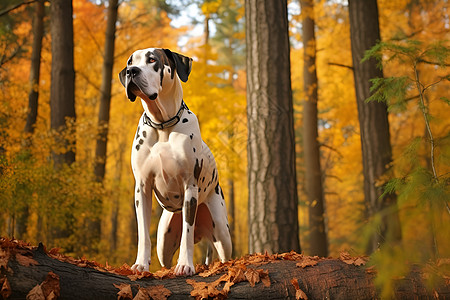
[206,184,232,263]
[157,210,182,268]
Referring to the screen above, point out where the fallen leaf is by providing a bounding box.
[16,253,39,267]
[198,261,225,277]
[258,269,271,287]
[0,249,9,270]
[48,248,60,255]
[146,285,172,300]
[1,277,11,299]
[40,271,60,299]
[353,257,367,266]
[244,268,260,287]
[114,283,133,300]
[296,257,318,268]
[291,279,308,300]
[133,288,149,300]
[26,284,45,300]
[186,278,227,300]
[153,267,174,279]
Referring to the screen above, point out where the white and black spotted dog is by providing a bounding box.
[119,48,232,276]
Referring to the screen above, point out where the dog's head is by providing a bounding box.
[119,48,192,102]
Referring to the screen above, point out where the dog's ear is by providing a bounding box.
[163,49,192,82]
[119,67,127,87]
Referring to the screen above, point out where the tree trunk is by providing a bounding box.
[24,0,45,137]
[2,239,448,299]
[348,0,402,254]
[94,0,119,182]
[50,0,76,167]
[300,0,328,257]
[15,0,45,241]
[91,0,119,250]
[245,0,300,254]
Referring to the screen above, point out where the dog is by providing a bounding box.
[118,48,232,276]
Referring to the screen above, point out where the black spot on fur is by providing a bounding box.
[174,195,180,199]
[220,188,224,199]
[211,169,216,182]
[137,188,140,193]
[136,144,140,151]
[198,188,201,193]
[136,126,140,140]
[139,139,144,145]
[182,118,188,123]
[186,197,197,226]
[187,111,192,114]
[212,221,215,228]
[167,227,171,233]
[194,158,203,181]
[143,131,147,138]
[187,228,190,233]
[215,183,220,195]
[190,134,194,140]
[193,148,196,153]
[202,177,205,183]
[136,200,139,207]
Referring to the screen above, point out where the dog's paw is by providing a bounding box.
[174,263,196,276]
[131,260,150,272]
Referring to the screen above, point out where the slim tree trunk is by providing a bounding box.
[50,0,76,167]
[300,0,328,257]
[246,0,300,254]
[348,0,401,253]
[16,0,45,240]
[91,0,119,247]
[94,0,119,182]
[24,0,45,137]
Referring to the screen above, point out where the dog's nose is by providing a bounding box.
[127,66,140,78]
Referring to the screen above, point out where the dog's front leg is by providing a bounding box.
[174,184,198,276]
[131,179,152,272]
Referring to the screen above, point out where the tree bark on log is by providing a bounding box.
[1,241,449,300]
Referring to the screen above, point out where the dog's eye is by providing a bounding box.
[147,57,156,64]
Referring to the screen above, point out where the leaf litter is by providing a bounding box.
[1,238,373,299]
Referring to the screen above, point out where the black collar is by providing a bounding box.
[143,100,188,130]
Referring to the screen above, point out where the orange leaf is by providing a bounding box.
[27,284,45,300]
[41,271,60,299]
[296,257,318,268]
[114,283,133,300]
[153,267,174,279]
[15,253,38,267]
[0,249,9,270]
[133,288,149,300]
[291,279,308,300]
[244,268,260,287]
[146,285,172,300]
[1,277,11,299]
[258,269,270,287]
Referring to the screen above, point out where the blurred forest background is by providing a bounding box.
[0,0,449,293]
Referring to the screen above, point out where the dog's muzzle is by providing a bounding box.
[125,67,157,102]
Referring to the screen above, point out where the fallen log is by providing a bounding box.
[0,238,449,299]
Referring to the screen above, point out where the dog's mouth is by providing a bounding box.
[126,80,158,102]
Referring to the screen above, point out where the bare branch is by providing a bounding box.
[0,0,38,18]
[328,62,354,71]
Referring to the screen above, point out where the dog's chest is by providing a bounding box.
[131,116,219,212]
